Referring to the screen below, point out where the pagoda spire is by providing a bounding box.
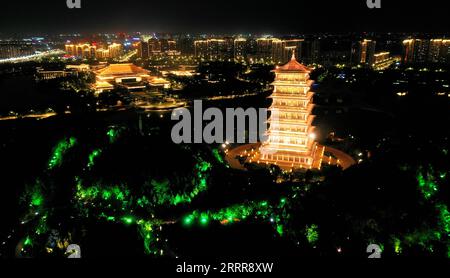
[291,49,296,61]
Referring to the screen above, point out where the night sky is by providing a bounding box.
[0,0,447,35]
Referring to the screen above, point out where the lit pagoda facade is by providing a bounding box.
[258,53,324,169]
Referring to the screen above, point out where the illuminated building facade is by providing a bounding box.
[194,40,208,58]
[258,53,324,169]
[272,39,303,64]
[194,39,231,60]
[206,39,225,60]
[108,43,123,58]
[234,38,247,62]
[402,39,429,63]
[36,69,70,80]
[137,38,177,58]
[65,43,97,59]
[0,40,35,59]
[402,38,450,63]
[180,36,305,63]
[255,37,303,63]
[161,39,177,52]
[137,41,149,58]
[256,38,274,61]
[35,64,90,80]
[428,39,450,63]
[95,63,150,83]
[372,52,400,70]
[96,48,110,59]
[65,43,122,59]
[66,64,90,71]
[351,39,376,65]
[93,63,170,93]
[94,63,151,93]
[148,38,162,54]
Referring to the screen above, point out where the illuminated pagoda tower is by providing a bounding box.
[258,53,324,170]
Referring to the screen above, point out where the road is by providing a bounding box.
[0,50,65,64]
[225,143,261,171]
[323,146,356,170]
[0,112,59,121]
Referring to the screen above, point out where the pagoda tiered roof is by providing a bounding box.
[268,114,315,125]
[270,103,314,114]
[266,125,315,136]
[273,53,311,73]
[270,91,314,100]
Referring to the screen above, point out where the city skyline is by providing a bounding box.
[3,33,449,67]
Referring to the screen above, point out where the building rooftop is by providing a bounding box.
[94,80,114,89]
[95,63,150,76]
[275,53,311,73]
[149,77,170,84]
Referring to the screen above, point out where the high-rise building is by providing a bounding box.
[258,53,324,169]
[148,38,162,54]
[108,43,123,58]
[95,49,110,59]
[81,44,95,58]
[222,37,235,60]
[246,38,258,59]
[207,39,227,60]
[302,39,320,64]
[256,38,274,61]
[234,38,247,62]
[255,37,304,64]
[65,43,123,59]
[194,39,231,60]
[65,43,96,59]
[65,44,76,56]
[167,40,177,51]
[428,39,450,63]
[403,38,450,64]
[372,52,399,70]
[402,39,429,63]
[271,39,284,63]
[414,40,429,63]
[137,38,177,58]
[157,39,177,52]
[351,39,376,65]
[137,40,149,59]
[402,39,415,63]
[194,39,209,59]
[207,39,224,60]
[272,39,303,64]
[0,40,35,59]
[177,37,195,56]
